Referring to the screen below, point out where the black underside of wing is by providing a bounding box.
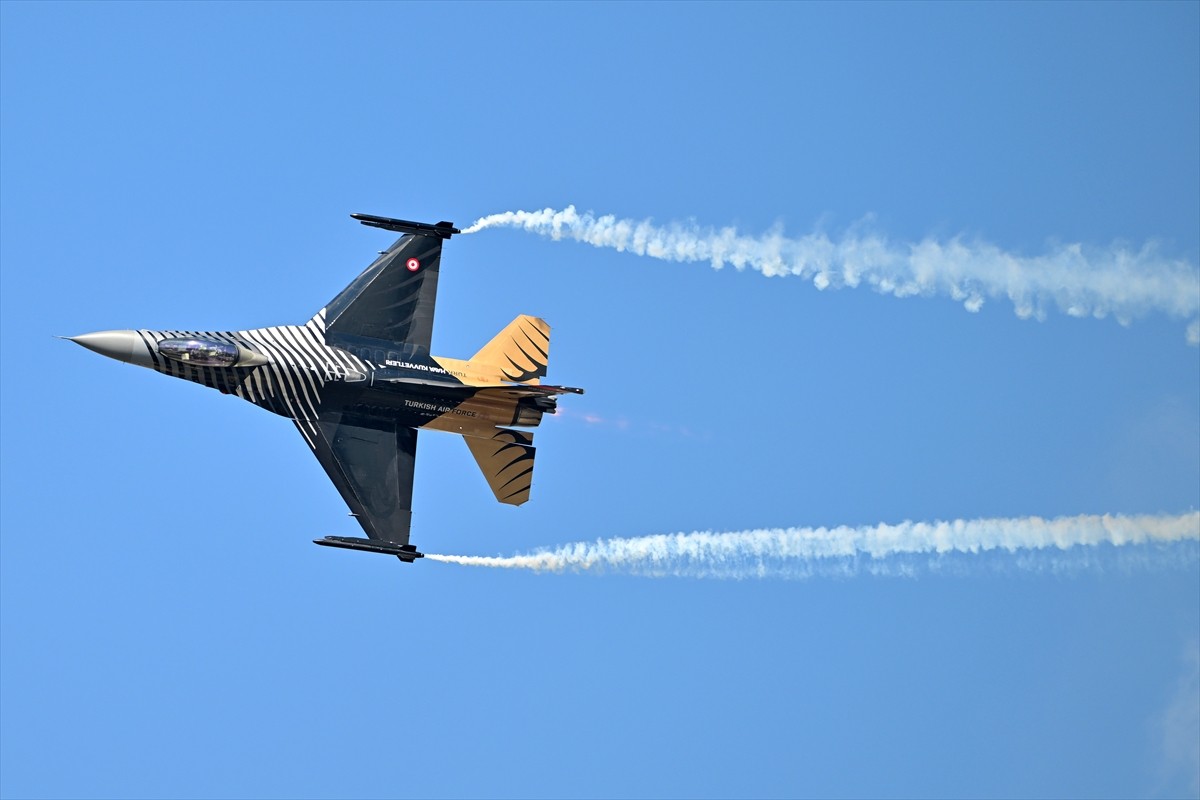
[299,412,417,546]
[324,233,444,349]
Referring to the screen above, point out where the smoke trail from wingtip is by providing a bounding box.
[462,206,1200,344]
[426,512,1200,579]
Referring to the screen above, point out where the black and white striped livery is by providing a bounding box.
[129,312,356,425]
[67,214,584,564]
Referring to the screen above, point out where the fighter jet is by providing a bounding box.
[67,214,584,563]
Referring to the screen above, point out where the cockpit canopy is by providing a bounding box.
[157,338,240,367]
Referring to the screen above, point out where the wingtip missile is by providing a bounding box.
[313,535,425,563]
[350,214,461,239]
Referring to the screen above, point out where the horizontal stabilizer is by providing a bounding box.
[350,214,460,239]
[463,428,536,506]
[471,315,551,383]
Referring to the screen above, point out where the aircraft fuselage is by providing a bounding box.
[69,319,545,436]
[67,214,582,560]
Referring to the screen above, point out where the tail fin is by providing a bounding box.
[471,315,550,384]
[463,428,536,506]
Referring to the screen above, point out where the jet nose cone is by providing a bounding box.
[68,330,150,365]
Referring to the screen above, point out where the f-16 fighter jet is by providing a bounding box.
[67,214,584,563]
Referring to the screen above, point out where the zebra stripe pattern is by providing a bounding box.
[134,309,372,428]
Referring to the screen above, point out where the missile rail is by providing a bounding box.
[314,535,424,563]
[350,214,461,239]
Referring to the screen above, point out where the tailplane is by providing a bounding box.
[470,315,550,384]
[433,315,554,387]
[463,428,536,506]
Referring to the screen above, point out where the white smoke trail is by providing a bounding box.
[463,206,1200,344]
[426,512,1200,579]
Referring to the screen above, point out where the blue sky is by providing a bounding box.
[2,2,1198,798]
